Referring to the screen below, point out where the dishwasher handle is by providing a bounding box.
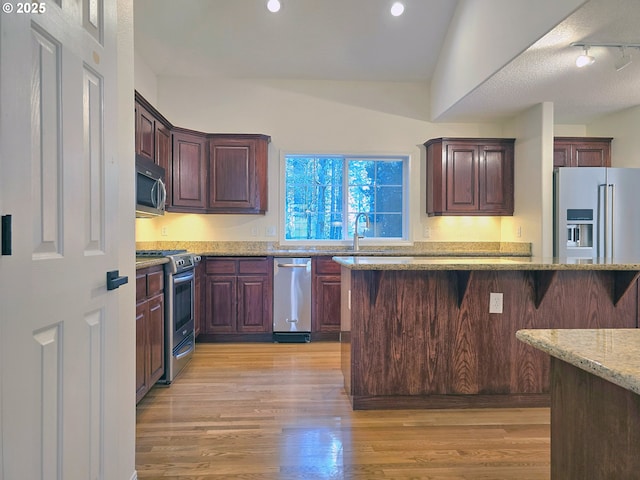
[277,263,309,268]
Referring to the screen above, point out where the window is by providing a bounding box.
[284,154,408,241]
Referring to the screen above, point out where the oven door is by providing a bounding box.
[171,269,195,348]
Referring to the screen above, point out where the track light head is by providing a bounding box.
[615,46,633,71]
[576,46,595,68]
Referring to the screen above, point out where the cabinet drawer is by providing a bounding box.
[136,272,147,302]
[238,258,270,275]
[206,258,237,275]
[315,256,341,275]
[147,270,164,296]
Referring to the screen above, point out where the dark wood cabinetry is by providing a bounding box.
[136,265,165,404]
[553,137,612,168]
[203,257,273,339]
[171,128,208,211]
[134,91,270,215]
[134,92,172,168]
[425,138,514,216]
[312,256,341,338]
[208,135,270,213]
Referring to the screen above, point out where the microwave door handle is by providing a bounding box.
[159,179,167,208]
[150,181,158,208]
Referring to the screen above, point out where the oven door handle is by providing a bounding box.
[175,338,194,359]
[173,271,194,284]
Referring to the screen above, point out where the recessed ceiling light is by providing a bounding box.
[267,0,281,13]
[390,2,405,16]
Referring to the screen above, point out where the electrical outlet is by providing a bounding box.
[265,226,276,237]
[161,226,168,236]
[250,226,258,237]
[423,226,430,238]
[516,225,522,238]
[489,292,503,314]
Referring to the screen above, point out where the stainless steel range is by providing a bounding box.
[136,250,201,383]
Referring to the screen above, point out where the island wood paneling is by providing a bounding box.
[550,358,640,479]
[342,268,638,409]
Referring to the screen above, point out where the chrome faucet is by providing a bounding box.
[353,212,370,251]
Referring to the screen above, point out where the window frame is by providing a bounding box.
[279,151,412,247]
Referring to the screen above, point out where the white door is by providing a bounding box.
[0,2,135,479]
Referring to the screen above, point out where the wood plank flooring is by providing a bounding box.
[136,342,550,479]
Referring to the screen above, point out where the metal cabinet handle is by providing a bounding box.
[1,214,11,256]
[277,263,308,268]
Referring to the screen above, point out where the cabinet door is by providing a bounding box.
[313,275,341,333]
[237,275,272,333]
[204,275,237,333]
[553,142,572,168]
[208,135,268,213]
[573,141,611,167]
[136,104,155,162]
[172,131,207,210]
[478,143,513,214]
[445,143,478,212]
[135,301,149,403]
[147,293,165,385]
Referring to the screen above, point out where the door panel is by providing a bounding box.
[1,3,133,479]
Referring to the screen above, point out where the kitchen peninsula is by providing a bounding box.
[517,329,640,479]
[333,256,640,409]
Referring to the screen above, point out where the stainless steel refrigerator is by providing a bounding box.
[554,167,640,260]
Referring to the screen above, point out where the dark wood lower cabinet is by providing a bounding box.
[312,256,342,338]
[136,265,165,404]
[202,257,273,340]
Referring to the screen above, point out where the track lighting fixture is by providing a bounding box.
[575,46,595,68]
[571,42,640,70]
[614,46,633,71]
[266,0,281,13]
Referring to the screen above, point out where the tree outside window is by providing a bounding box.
[284,155,406,241]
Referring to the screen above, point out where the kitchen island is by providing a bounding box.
[516,329,640,479]
[333,256,640,409]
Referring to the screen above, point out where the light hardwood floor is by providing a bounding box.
[136,342,550,479]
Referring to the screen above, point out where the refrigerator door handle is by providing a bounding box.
[598,184,607,258]
[609,183,615,258]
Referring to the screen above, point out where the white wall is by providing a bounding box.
[431,0,587,120]
[588,106,640,167]
[136,76,512,244]
[134,50,158,104]
[502,103,555,257]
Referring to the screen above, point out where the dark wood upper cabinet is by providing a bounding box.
[135,103,156,162]
[553,137,612,168]
[425,138,514,216]
[208,135,270,214]
[171,128,208,211]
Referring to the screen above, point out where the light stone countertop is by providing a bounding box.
[516,329,640,395]
[135,257,169,270]
[332,256,640,271]
[135,241,532,258]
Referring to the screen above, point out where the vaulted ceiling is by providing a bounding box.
[134,0,640,124]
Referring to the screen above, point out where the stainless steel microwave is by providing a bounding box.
[136,155,166,218]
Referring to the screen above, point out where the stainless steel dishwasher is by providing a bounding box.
[273,257,312,342]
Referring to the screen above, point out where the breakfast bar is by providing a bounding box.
[516,329,640,479]
[333,256,640,409]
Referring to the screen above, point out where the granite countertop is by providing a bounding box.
[135,257,169,269]
[135,241,532,258]
[516,329,640,395]
[332,256,640,270]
